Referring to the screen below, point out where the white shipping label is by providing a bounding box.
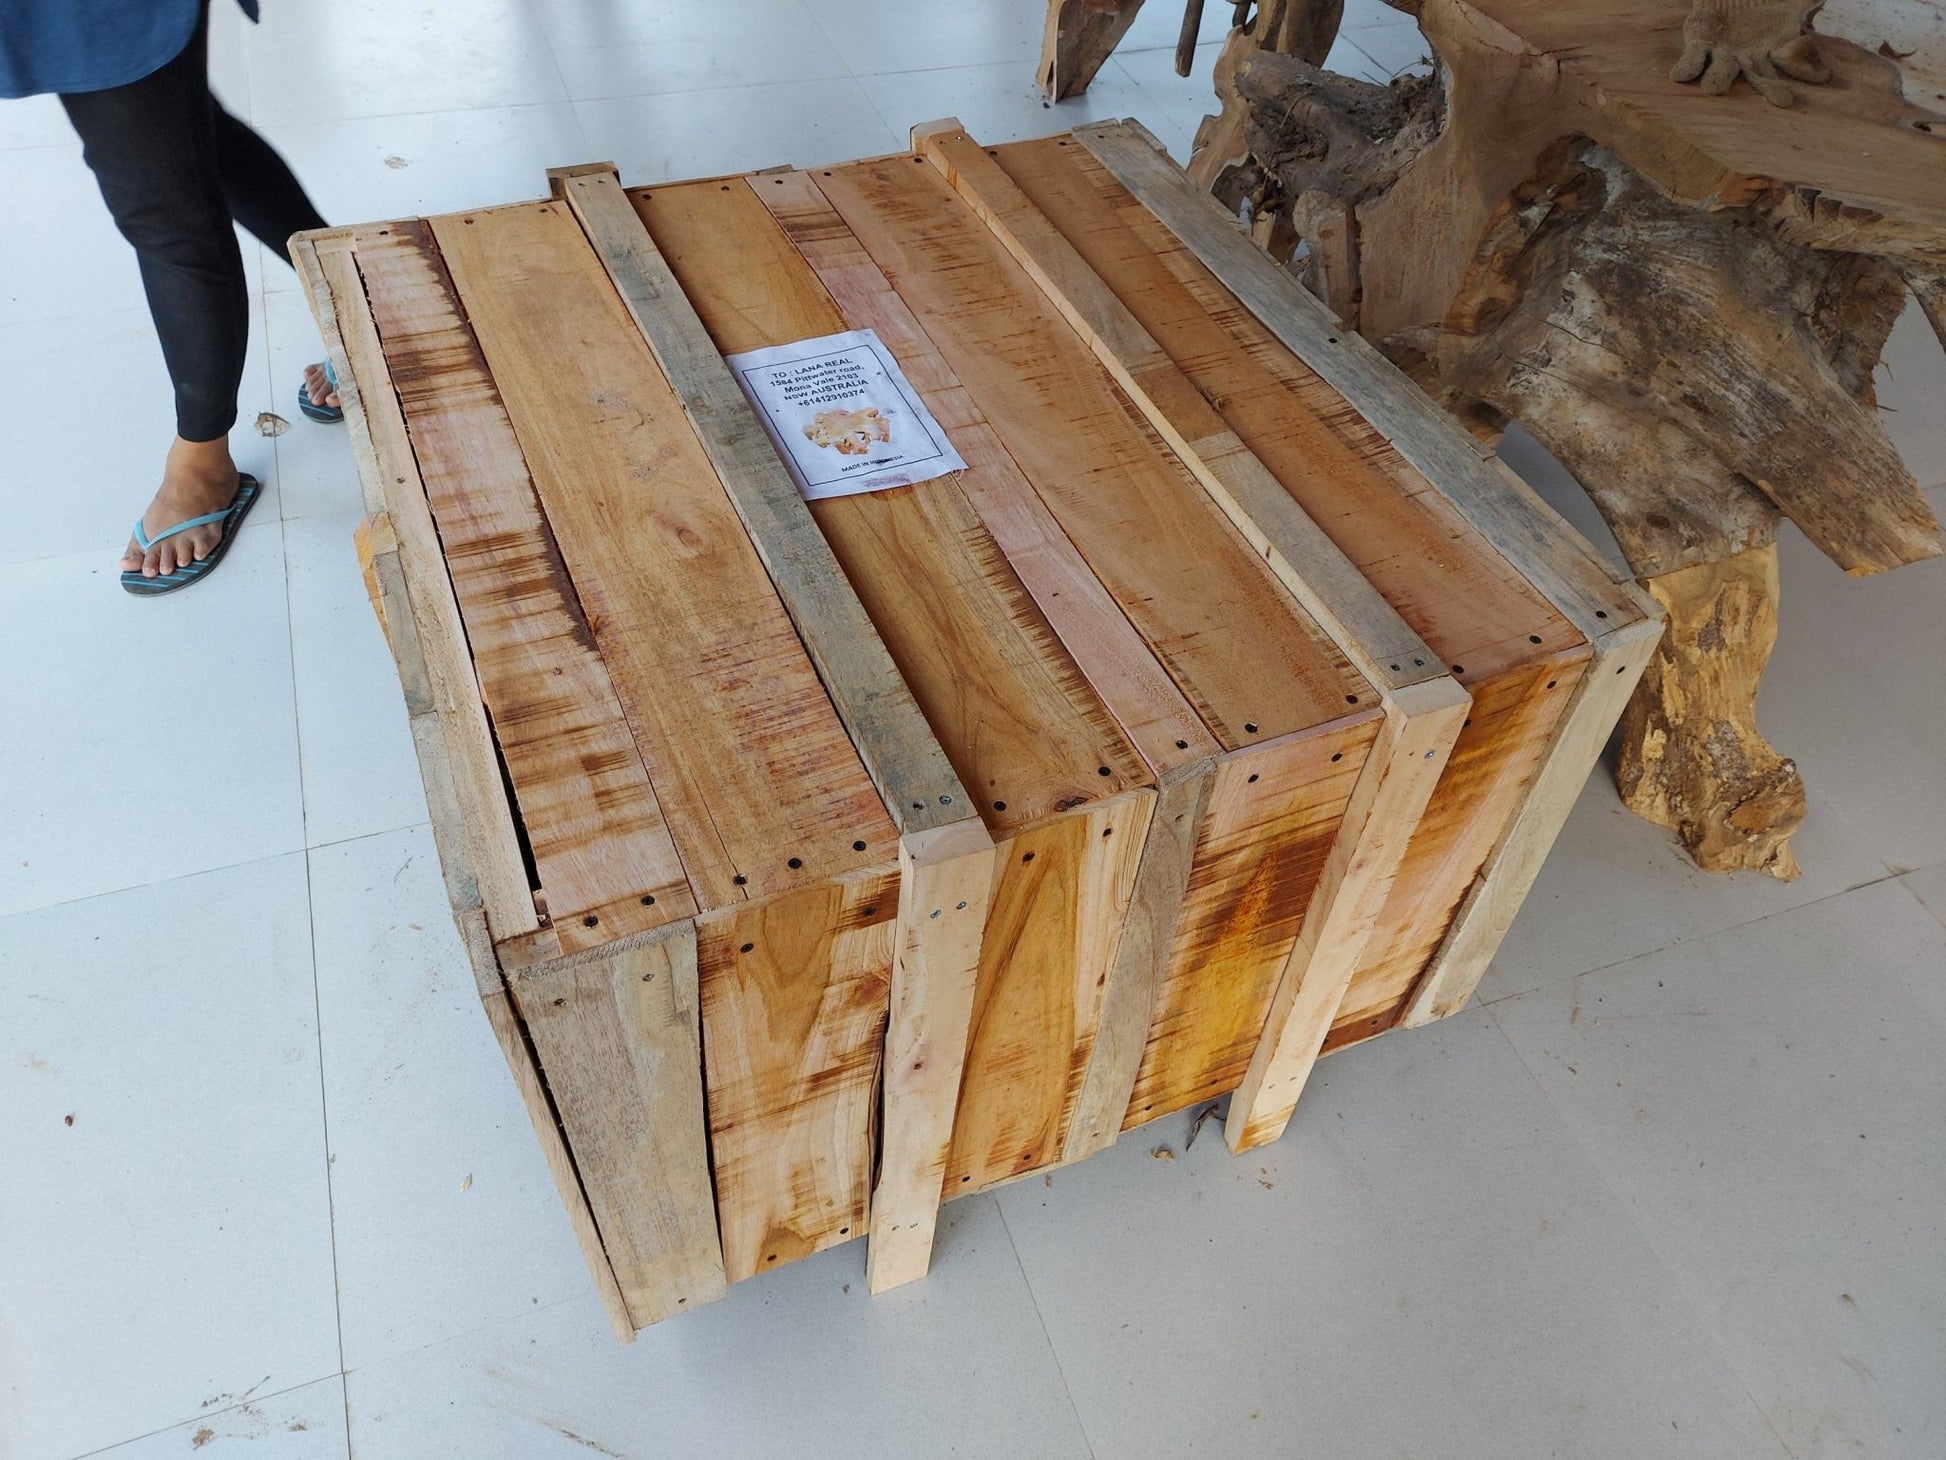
[725,329,966,501]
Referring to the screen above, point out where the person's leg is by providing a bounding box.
[61,6,246,577]
[211,108,339,412]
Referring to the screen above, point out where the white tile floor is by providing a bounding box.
[1,3,1941,1456]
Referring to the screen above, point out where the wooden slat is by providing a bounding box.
[1123,718,1380,1127]
[428,202,896,911]
[509,930,727,1327]
[629,176,1151,830]
[698,871,901,1284]
[945,791,1151,1194]
[914,123,1442,699]
[1226,676,1473,1151]
[350,224,695,949]
[813,153,1372,749]
[1062,762,1213,1162]
[551,165,972,839]
[740,172,1217,778]
[1405,614,1665,1024]
[296,234,537,940]
[1071,121,1655,638]
[868,821,995,1293]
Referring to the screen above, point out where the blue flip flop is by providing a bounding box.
[297,359,344,424]
[120,473,263,597]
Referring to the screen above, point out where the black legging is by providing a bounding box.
[59,3,326,443]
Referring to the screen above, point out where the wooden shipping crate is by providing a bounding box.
[294,118,1654,1337]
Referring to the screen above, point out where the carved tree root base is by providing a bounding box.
[1191,0,1945,877]
[1616,544,1805,879]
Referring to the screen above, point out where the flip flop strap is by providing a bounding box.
[131,504,234,551]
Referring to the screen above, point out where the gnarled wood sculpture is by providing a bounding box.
[1187,0,1945,876]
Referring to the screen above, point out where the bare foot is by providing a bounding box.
[302,362,340,411]
[122,436,240,579]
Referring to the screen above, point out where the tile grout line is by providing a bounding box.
[277,433,357,1453]
[1476,976,1804,1458]
[64,1374,350,1459]
[993,1196,1100,1460]
[1893,869,1946,935]
[1473,866,1915,1006]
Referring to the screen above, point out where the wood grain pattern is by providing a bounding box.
[698,872,899,1283]
[946,791,1151,1194]
[994,136,1583,681]
[1124,717,1378,1128]
[814,154,1371,749]
[1226,676,1472,1152]
[1062,762,1214,1162]
[302,236,537,942]
[555,167,972,838]
[1327,652,1587,1045]
[915,126,1439,697]
[509,930,727,1326]
[429,202,895,911]
[739,172,1216,778]
[869,821,994,1292]
[1405,614,1665,1024]
[631,177,1151,831]
[352,223,695,949]
[988,137,1605,1049]
[1071,122,1653,639]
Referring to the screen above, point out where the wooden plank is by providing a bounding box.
[1062,762,1212,1162]
[1405,614,1665,1024]
[813,153,1372,749]
[868,821,996,1293]
[551,165,972,839]
[428,201,896,911]
[351,223,696,950]
[1123,718,1380,1128]
[629,176,1151,829]
[738,172,1218,779]
[1326,652,1586,1045]
[1226,677,1473,1151]
[1070,121,1655,639]
[946,791,1151,1194]
[698,870,900,1284]
[914,122,1442,699]
[298,234,537,941]
[457,909,633,1347]
[508,928,727,1328]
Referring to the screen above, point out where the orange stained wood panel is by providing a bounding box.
[427,201,896,911]
[351,223,696,946]
[1325,651,1588,1047]
[1124,715,1380,1128]
[945,790,1151,1193]
[995,136,1584,681]
[630,177,1151,833]
[697,870,899,1283]
[813,154,1372,751]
